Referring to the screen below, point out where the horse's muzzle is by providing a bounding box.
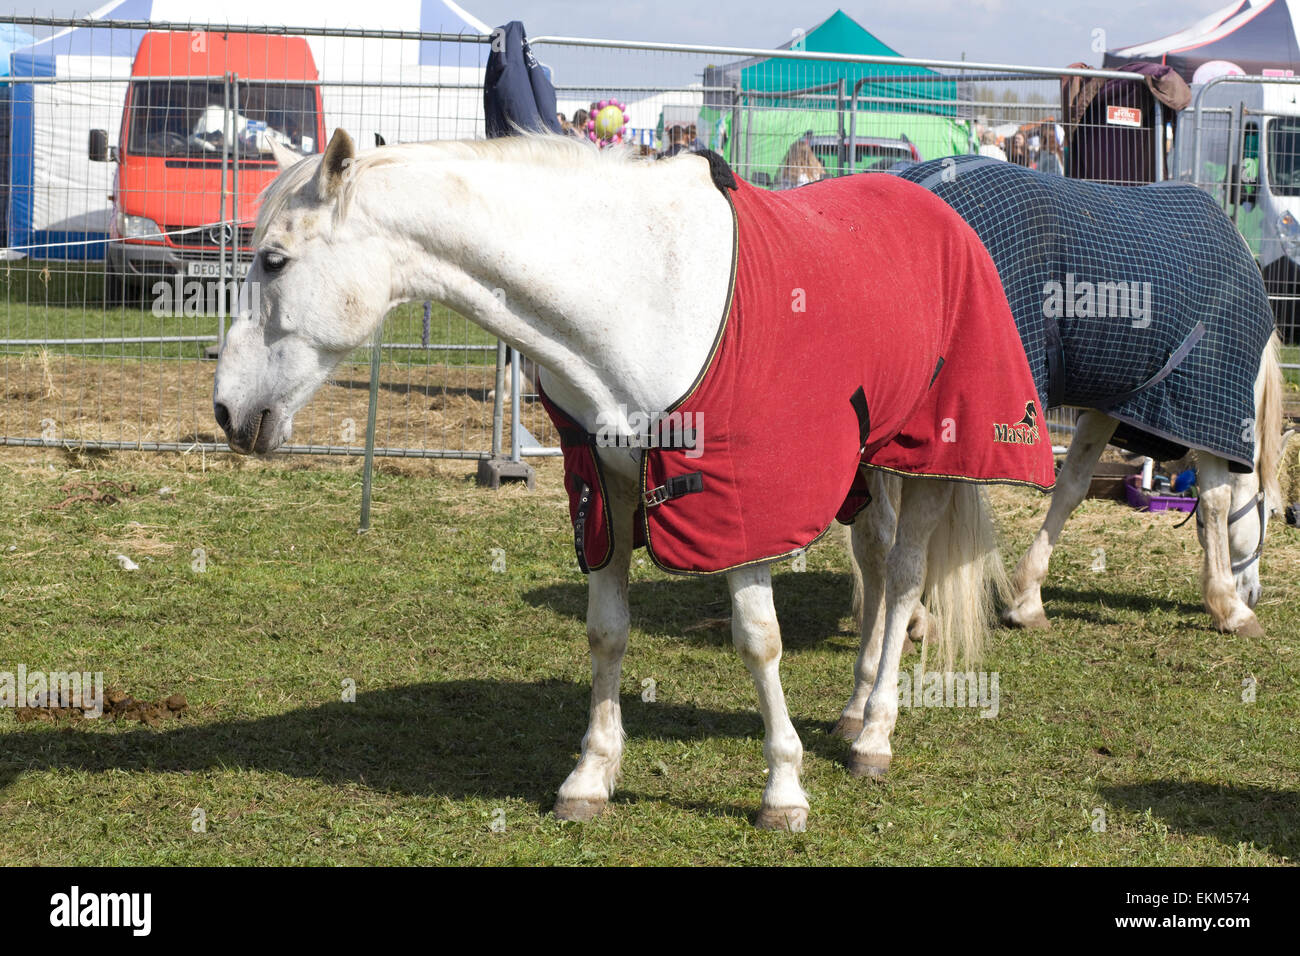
[216,403,274,455]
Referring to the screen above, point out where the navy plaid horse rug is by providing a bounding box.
[895,156,1275,470]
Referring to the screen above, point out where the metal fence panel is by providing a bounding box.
[6,16,1254,464]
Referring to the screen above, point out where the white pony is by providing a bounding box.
[214,131,1004,830]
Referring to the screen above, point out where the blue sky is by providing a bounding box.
[463,1,1230,67]
[39,1,1233,69]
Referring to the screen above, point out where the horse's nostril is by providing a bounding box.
[214,402,232,435]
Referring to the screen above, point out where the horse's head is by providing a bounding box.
[214,129,394,454]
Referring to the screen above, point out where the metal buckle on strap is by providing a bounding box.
[644,472,704,508]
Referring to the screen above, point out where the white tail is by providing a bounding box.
[1258,332,1286,511]
[846,479,1007,673]
[919,483,1009,673]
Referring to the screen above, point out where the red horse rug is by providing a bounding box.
[543,158,1055,575]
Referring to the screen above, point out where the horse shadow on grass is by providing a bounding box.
[1101,781,1300,859]
[1038,585,1203,625]
[523,569,856,648]
[0,679,849,818]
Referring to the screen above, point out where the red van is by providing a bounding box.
[89,31,325,303]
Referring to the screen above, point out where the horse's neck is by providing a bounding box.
[369,152,734,433]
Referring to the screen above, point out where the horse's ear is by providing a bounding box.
[315,129,356,201]
[269,138,304,172]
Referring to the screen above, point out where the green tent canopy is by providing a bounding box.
[702,10,957,115]
[696,10,968,181]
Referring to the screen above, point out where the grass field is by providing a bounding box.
[0,445,1296,866]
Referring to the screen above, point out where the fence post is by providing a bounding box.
[729,84,740,165]
[475,340,533,488]
[836,76,847,173]
[217,73,231,349]
[1152,99,1164,182]
[510,347,522,463]
[231,72,241,311]
[359,322,383,532]
[490,339,506,458]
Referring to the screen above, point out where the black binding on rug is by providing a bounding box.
[695,149,737,192]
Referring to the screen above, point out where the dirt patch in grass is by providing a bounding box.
[14,688,189,727]
[50,479,136,509]
[0,353,560,455]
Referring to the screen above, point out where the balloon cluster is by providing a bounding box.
[587,99,630,147]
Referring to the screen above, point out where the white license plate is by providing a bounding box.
[186,261,250,279]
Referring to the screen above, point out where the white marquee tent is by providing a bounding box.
[8,0,492,258]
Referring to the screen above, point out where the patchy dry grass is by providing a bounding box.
[0,445,1296,866]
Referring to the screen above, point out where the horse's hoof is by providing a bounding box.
[830,714,863,740]
[1002,606,1050,630]
[847,752,891,779]
[553,797,606,822]
[755,806,808,832]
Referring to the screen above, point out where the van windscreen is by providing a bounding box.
[127,79,319,160]
[1268,118,1300,196]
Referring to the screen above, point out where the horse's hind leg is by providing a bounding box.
[849,476,954,778]
[728,564,808,831]
[1197,454,1265,637]
[1004,410,1117,629]
[554,477,636,822]
[834,468,900,741]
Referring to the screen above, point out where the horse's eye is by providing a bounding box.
[261,251,288,274]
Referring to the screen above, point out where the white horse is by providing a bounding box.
[213,131,1004,829]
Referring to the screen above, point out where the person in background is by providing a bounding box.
[570,108,589,138]
[1037,124,1065,175]
[659,123,691,159]
[1006,131,1030,166]
[978,129,1007,161]
[557,112,573,136]
[777,138,825,188]
[687,123,703,151]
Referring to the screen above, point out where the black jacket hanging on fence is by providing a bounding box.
[484,22,562,138]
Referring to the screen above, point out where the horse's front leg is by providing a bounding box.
[1004,410,1117,629]
[553,477,636,822]
[1197,455,1265,637]
[834,468,900,740]
[727,564,808,831]
[849,476,953,777]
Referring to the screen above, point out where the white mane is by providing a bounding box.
[253,134,647,243]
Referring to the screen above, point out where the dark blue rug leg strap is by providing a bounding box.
[1095,321,1206,410]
